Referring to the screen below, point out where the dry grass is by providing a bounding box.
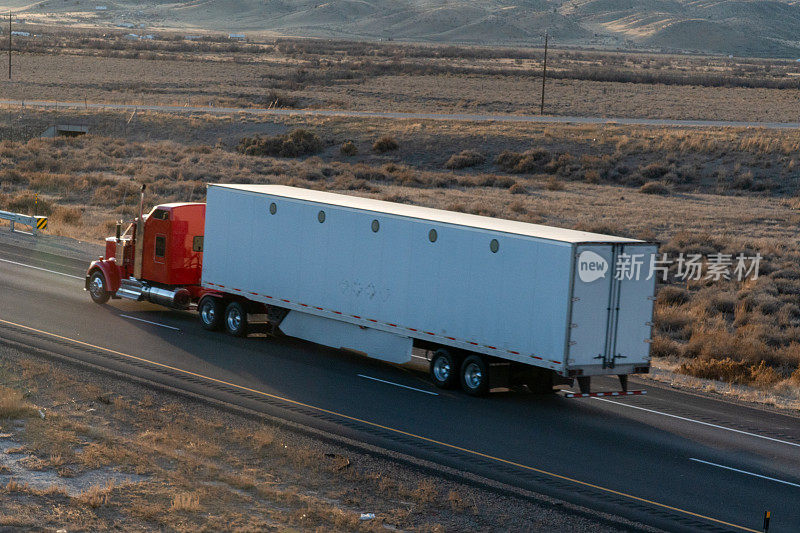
[169,492,201,512]
[0,387,37,419]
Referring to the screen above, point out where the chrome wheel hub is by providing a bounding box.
[464,363,483,389]
[201,304,215,324]
[227,308,242,331]
[433,357,450,382]
[90,276,104,298]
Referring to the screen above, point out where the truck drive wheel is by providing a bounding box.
[198,296,223,331]
[460,355,489,396]
[224,301,248,337]
[430,349,460,389]
[88,271,110,304]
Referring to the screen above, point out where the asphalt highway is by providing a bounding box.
[1,241,799,532]
[2,99,800,129]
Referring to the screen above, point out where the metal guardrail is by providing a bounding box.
[0,210,48,236]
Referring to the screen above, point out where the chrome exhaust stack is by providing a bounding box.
[116,278,190,310]
[141,285,190,310]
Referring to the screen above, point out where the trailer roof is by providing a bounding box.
[210,184,645,244]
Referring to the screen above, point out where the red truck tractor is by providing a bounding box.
[86,186,229,331]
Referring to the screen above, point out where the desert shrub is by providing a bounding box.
[236,129,322,158]
[0,169,26,184]
[51,206,83,225]
[683,328,770,365]
[508,182,527,194]
[372,135,398,153]
[678,358,781,387]
[639,181,670,195]
[4,192,53,216]
[654,307,691,341]
[732,171,754,190]
[0,386,36,419]
[584,169,600,184]
[340,140,358,156]
[545,176,564,191]
[495,148,549,174]
[649,335,681,358]
[469,175,515,188]
[640,163,669,180]
[706,292,737,315]
[445,150,485,169]
[657,286,689,306]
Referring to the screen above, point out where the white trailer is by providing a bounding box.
[200,184,657,395]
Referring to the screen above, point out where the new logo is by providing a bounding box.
[578,251,608,283]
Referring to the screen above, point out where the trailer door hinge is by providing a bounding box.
[644,338,653,344]
[647,296,657,301]
[645,321,654,327]
[570,323,578,328]
[568,341,577,346]
[571,297,580,302]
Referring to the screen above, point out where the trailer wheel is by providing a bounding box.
[88,270,110,304]
[224,301,248,337]
[198,296,223,331]
[430,349,460,389]
[460,355,489,396]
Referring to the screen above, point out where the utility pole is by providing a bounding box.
[540,31,548,115]
[7,12,11,80]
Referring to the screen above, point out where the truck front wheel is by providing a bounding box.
[430,349,460,389]
[224,301,248,337]
[198,296,223,331]
[460,355,489,396]
[88,270,110,304]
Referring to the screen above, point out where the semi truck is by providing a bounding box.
[86,184,658,396]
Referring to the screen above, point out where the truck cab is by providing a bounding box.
[87,201,206,308]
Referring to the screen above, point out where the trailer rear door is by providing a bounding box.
[568,244,615,368]
[568,243,656,370]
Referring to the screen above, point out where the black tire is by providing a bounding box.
[430,349,460,389]
[224,301,248,337]
[198,296,223,331]
[460,354,489,396]
[88,270,110,304]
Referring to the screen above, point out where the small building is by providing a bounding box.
[41,124,90,138]
[11,31,30,37]
[124,33,140,40]
[95,6,108,10]
[228,33,245,40]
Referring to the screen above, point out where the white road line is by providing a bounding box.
[0,257,83,280]
[357,374,438,396]
[119,314,180,331]
[592,397,800,448]
[689,458,800,488]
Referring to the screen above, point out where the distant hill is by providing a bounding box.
[6,0,800,57]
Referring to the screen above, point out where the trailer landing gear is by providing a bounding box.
[577,376,591,394]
